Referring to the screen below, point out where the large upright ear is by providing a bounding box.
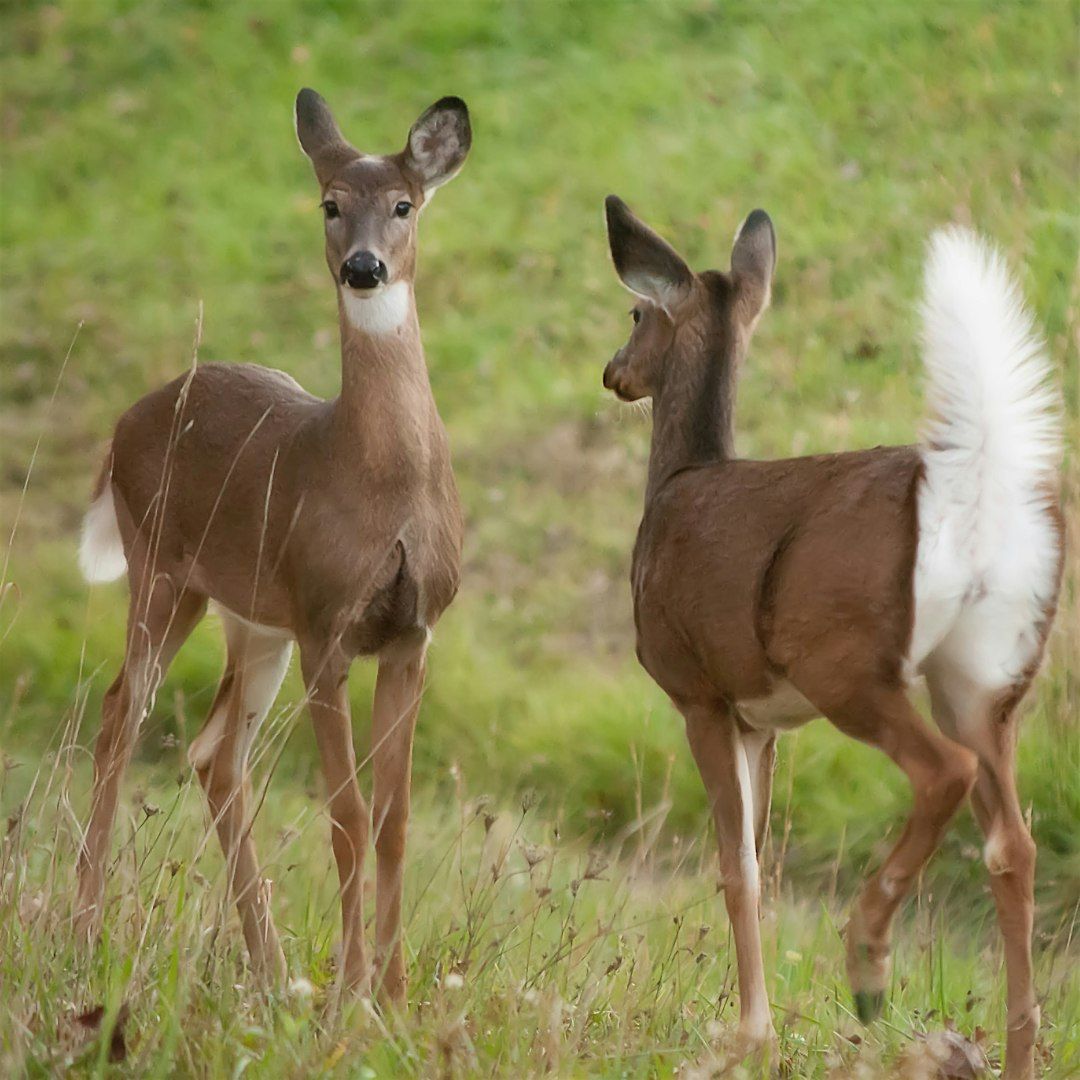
[403,97,471,196]
[605,195,693,312]
[295,88,357,185]
[730,209,776,323]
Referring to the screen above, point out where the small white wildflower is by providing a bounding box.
[288,976,315,999]
[443,972,464,990]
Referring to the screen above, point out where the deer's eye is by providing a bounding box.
[322,200,340,220]
[631,309,642,324]
[394,200,413,218]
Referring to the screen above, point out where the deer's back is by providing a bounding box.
[632,446,922,710]
[109,362,324,620]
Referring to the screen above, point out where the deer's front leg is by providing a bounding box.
[742,729,776,863]
[301,643,370,995]
[684,705,776,1055]
[370,632,427,1006]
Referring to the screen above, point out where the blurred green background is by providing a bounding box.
[2,0,1077,917]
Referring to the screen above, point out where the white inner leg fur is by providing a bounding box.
[982,825,1011,876]
[740,728,773,846]
[188,690,230,772]
[734,736,760,898]
[734,733,772,1037]
[188,608,293,771]
[341,281,412,335]
[230,637,292,771]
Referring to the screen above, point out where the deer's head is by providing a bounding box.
[602,196,775,403]
[295,89,471,310]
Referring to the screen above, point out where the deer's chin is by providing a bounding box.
[340,280,411,335]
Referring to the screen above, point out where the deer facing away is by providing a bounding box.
[602,196,1062,1080]
[75,89,471,1003]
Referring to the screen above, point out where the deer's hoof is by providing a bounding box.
[734,1018,778,1058]
[853,988,885,1023]
[845,929,890,1022]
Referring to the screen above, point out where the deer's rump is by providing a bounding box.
[631,446,923,712]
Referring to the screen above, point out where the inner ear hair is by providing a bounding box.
[405,96,472,194]
[605,195,693,311]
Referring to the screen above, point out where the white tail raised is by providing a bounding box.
[920,227,1061,511]
[911,228,1062,680]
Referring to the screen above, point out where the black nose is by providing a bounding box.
[341,251,387,289]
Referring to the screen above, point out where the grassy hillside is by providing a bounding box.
[1,1,1077,1075]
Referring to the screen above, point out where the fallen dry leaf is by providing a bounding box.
[904,1028,988,1078]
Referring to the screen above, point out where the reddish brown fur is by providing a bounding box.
[602,196,1058,1077]
[634,447,922,714]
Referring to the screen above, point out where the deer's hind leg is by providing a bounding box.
[818,685,977,1022]
[189,610,292,987]
[926,655,1040,1080]
[76,574,206,939]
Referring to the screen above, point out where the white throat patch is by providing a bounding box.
[341,281,411,335]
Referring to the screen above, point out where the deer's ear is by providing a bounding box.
[295,88,357,184]
[730,209,776,323]
[404,97,471,196]
[605,195,693,312]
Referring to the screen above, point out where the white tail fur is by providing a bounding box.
[921,228,1061,500]
[78,485,127,583]
[909,228,1062,681]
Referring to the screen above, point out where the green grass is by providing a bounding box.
[1,0,1078,1075]
[2,758,1078,1076]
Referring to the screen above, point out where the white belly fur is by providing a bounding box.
[208,600,293,640]
[736,680,819,732]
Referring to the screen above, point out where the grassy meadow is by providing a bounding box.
[1,1,1078,1075]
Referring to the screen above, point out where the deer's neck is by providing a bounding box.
[332,283,437,476]
[646,325,737,502]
